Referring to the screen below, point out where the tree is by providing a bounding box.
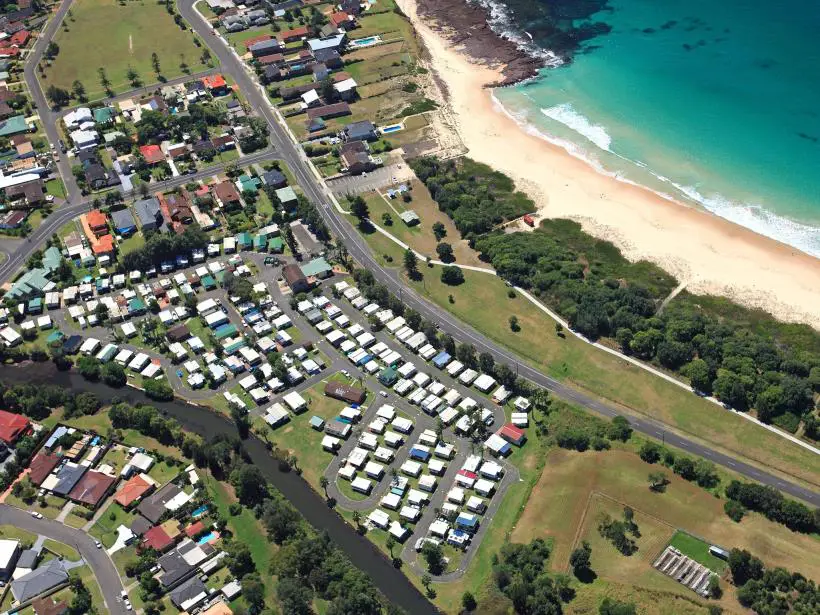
[435,242,454,262]
[727,548,764,586]
[143,378,173,401]
[432,221,446,241]
[45,41,59,58]
[479,352,495,374]
[98,67,112,95]
[569,541,592,578]
[201,48,212,65]
[421,541,445,575]
[242,574,265,611]
[382,212,393,226]
[76,356,101,381]
[385,535,396,558]
[708,575,722,599]
[151,52,161,76]
[421,573,432,592]
[440,265,463,285]
[320,76,336,102]
[101,362,126,387]
[230,403,250,439]
[230,464,268,506]
[126,65,141,87]
[403,249,418,277]
[685,358,713,394]
[607,415,632,442]
[46,85,70,108]
[319,475,329,499]
[349,195,368,221]
[639,441,661,464]
[461,591,477,612]
[723,499,745,522]
[509,315,520,332]
[648,471,669,492]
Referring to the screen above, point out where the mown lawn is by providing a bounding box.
[89,501,138,547]
[42,0,207,101]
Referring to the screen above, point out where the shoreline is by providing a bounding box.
[399,0,820,328]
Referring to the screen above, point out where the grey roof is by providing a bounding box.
[249,39,281,54]
[137,482,182,523]
[262,169,286,187]
[130,516,153,537]
[51,463,88,496]
[11,559,68,603]
[111,207,136,230]
[345,120,377,141]
[158,550,193,588]
[170,577,207,608]
[16,549,37,569]
[134,197,163,228]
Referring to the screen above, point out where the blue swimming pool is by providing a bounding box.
[351,36,380,47]
[381,124,403,134]
[197,532,216,545]
[191,504,208,518]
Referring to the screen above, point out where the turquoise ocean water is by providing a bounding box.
[489,0,820,256]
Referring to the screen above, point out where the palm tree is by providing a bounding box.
[421,574,432,592]
[386,535,396,558]
[319,475,329,499]
[352,510,361,529]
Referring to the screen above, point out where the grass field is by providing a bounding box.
[361,182,486,267]
[668,531,728,573]
[89,501,138,547]
[273,377,350,493]
[42,0,207,101]
[511,449,820,581]
[43,538,81,561]
[0,525,38,546]
[45,178,66,199]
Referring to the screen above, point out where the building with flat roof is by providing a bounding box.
[324,381,366,405]
[0,539,20,581]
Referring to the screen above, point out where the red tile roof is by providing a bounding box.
[329,11,349,27]
[115,474,154,507]
[279,26,308,41]
[0,409,30,444]
[201,74,227,90]
[257,53,284,65]
[143,525,175,552]
[185,520,205,538]
[242,34,272,49]
[139,144,165,164]
[86,209,108,229]
[9,30,29,46]
[92,234,115,255]
[68,470,117,507]
[28,451,61,485]
[498,423,525,445]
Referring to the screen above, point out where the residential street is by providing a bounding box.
[0,504,129,614]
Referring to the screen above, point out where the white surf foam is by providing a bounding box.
[491,93,820,257]
[540,103,613,152]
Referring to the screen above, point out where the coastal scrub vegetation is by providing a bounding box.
[410,157,819,440]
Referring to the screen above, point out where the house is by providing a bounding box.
[498,423,526,447]
[274,186,298,208]
[4,178,44,205]
[279,25,309,43]
[282,263,309,293]
[313,48,343,69]
[167,143,189,159]
[333,77,358,101]
[143,524,176,552]
[140,94,168,114]
[110,208,137,235]
[343,119,377,142]
[31,596,69,615]
[213,180,241,208]
[134,197,164,231]
[201,74,229,96]
[329,11,355,30]
[301,256,332,279]
[28,451,61,485]
[10,560,68,603]
[62,107,92,129]
[165,192,193,224]
[0,540,19,581]
[340,140,377,175]
[140,144,165,165]
[68,470,117,509]
[249,38,282,58]
[246,9,269,26]
[306,101,350,120]
[212,134,235,151]
[324,381,366,405]
[115,473,155,507]
[170,577,208,611]
[83,163,108,190]
[0,410,26,446]
[221,14,248,32]
[261,168,286,188]
[307,33,346,53]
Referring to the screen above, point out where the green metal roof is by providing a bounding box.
[94,107,115,124]
[201,274,216,288]
[300,256,332,278]
[0,115,28,137]
[274,186,297,204]
[268,237,284,252]
[236,232,252,246]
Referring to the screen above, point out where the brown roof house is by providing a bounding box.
[324,381,366,405]
[282,263,309,294]
[213,180,241,209]
[340,140,379,176]
[68,470,117,509]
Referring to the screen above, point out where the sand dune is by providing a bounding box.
[397,0,820,328]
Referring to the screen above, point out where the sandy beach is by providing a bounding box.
[397,0,820,328]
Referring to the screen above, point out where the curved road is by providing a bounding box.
[176,0,820,508]
[0,504,128,614]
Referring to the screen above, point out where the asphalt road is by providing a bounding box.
[0,504,128,614]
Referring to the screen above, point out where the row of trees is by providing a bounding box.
[121,224,208,270]
[413,161,819,434]
[724,480,819,534]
